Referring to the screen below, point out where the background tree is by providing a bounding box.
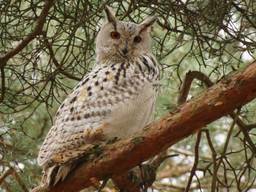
[0,0,256,191]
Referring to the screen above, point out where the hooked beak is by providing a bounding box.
[121,47,128,55]
[121,41,128,56]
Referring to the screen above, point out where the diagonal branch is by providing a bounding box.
[0,0,54,103]
[184,131,202,192]
[0,0,55,66]
[42,33,82,81]
[0,168,14,185]
[177,70,213,105]
[178,70,256,153]
[47,61,256,192]
[12,169,29,192]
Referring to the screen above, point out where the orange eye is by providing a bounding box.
[134,36,142,43]
[110,31,120,39]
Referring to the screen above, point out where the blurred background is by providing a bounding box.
[0,0,256,191]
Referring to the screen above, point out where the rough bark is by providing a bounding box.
[49,61,256,192]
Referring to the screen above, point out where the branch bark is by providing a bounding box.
[178,70,256,153]
[48,61,256,192]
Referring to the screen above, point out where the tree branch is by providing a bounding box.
[184,131,201,192]
[0,66,5,102]
[12,169,29,192]
[178,70,256,153]
[0,0,54,66]
[0,168,14,185]
[47,61,256,192]
[42,33,82,81]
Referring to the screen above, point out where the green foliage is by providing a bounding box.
[0,0,256,191]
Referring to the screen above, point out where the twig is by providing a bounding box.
[0,0,55,66]
[42,33,82,81]
[178,71,214,105]
[0,66,5,102]
[2,181,12,192]
[0,168,14,185]
[203,130,217,192]
[12,169,29,192]
[184,131,202,192]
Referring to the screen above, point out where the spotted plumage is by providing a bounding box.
[36,6,160,189]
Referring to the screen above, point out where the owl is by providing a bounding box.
[36,6,160,189]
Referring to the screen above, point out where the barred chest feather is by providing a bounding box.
[58,54,159,137]
[103,54,160,138]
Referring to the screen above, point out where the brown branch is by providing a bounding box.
[229,112,256,153]
[0,0,54,66]
[42,33,82,81]
[0,66,5,102]
[184,131,201,192]
[0,0,54,103]
[178,70,213,105]
[43,61,256,192]
[0,167,29,192]
[203,130,217,192]
[178,70,256,153]
[247,123,256,131]
[2,181,12,192]
[0,168,14,185]
[12,169,29,192]
[156,162,191,179]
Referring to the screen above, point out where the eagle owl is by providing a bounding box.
[36,6,160,189]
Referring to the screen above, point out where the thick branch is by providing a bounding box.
[178,70,256,152]
[50,62,256,192]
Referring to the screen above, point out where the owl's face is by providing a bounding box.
[96,6,156,63]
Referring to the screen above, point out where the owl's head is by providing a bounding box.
[96,6,157,63]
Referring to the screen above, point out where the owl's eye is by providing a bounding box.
[110,31,120,39]
[134,36,142,43]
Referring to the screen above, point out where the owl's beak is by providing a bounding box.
[121,47,128,55]
[121,41,129,56]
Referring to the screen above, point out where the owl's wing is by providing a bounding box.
[37,62,154,167]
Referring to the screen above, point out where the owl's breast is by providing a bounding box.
[103,82,156,139]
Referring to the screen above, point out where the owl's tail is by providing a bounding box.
[33,144,97,191]
[45,164,76,186]
[31,163,76,192]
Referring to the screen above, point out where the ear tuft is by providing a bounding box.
[104,6,117,26]
[139,16,157,32]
